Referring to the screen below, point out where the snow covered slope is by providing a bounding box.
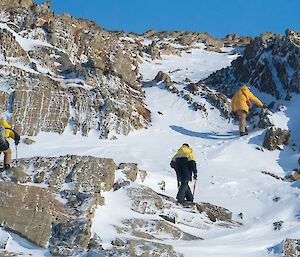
[2,44,299,257]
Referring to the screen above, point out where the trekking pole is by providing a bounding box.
[15,144,18,166]
[192,178,197,200]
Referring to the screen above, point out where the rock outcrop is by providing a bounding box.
[0,155,116,255]
[145,40,162,60]
[262,127,291,151]
[0,0,33,8]
[111,238,184,257]
[0,0,261,140]
[224,34,254,46]
[283,238,300,256]
[284,169,300,182]
[203,30,300,99]
[115,218,201,241]
[143,31,224,49]
[0,1,151,139]
[0,155,241,256]
[0,181,73,248]
[152,71,231,118]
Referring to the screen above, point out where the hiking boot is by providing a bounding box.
[4,164,10,170]
[178,200,194,207]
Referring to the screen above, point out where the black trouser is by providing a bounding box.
[176,181,193,203]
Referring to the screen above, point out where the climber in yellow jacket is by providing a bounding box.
[0,119,20,170]
[170,144,197,204]
[231,85,264,136]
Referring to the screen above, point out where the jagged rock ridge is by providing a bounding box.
[0,0,151,138]
[0,0,256,139]
[203,30,300,99]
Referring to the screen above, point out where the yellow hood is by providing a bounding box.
[172,145,196,162]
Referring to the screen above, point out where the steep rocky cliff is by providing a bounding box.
[0,0,255,139]
[203,30,300,99]
[0,0,150,138]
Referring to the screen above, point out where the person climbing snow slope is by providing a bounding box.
[170,143,197,205]
[231,85,264,136]
[0,119,20,170]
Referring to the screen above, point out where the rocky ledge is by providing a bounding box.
[203,30,300,99]
[0,155,241,256]
[0,0,151,139]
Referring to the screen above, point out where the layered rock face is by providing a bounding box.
[0,0,256,140]
[0,156,241,256]
[0,155,115,254]
[203,30,300,99]
[0,1,151,138]
[141,29,226,57]
[143,30,224,48]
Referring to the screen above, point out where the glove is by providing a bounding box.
[193,174,197,180]
[14,132,20,145]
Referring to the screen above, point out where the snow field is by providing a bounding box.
[1,44,299,257]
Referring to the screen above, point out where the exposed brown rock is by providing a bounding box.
[0,155,115,255]
[196,202,232,222]
[116,218,202,241]
[0,0,33,8]
[206,47,223,53]
[186,83,199,94]
[203,31,300,99]
[0,91,9,114]
[11,83,70,136]
[146,41,162,60]
[257,109,274,129]
[285,169,300,182]
[141,29,157,37]
[263,127,291,151]
[118,163,139,182]
[283,238,300,257]
[0,4,151,139]
[261,171,283,181]
[0,28,30,65]
[23,137,35,145]
[0,181,72,248]
[127,185,164,215]
[160,43,181,56]
[225,34,253,45]
[113,179,131,191]
[5,166,29,183]
[111,238,184,257]
[154,71,171,83]
[0,251,21,257]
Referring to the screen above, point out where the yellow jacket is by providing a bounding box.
[172,145,196,162]
[0,119,18,141]
[231,85,263,113]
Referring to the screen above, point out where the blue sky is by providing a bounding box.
[35,0,299,38]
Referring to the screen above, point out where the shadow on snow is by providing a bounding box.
[170,125,238,140]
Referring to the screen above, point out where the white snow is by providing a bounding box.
[140,44,238,83]
[1,42,300,257]
[0,22,53,52]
